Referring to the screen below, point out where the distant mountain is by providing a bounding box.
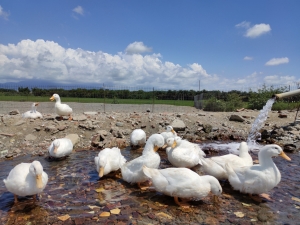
[0,79,109,89]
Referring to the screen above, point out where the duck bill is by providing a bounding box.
[36,174,43,189]
[213,195,219,204]
[153,145,160,152]
[279,151,291,161]
[171,129,176,134]
[53,146,59,154]
[99,167,104,178]
[171,140,177,148]
[50,96,55,101]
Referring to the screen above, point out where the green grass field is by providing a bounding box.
[0,95,195,107]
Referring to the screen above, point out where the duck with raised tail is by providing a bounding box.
[130,129,146,149]
[225,144,290,200]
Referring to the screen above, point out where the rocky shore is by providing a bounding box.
[0,102,300,159]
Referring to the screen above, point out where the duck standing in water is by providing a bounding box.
[121,133,165,189]
[3,161,48,203]
[48,138,73,158]
[130,129,146,149]
[95,147,126,178]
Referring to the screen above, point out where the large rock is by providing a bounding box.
[171,119,186,131]
[73,115,87,121]
[229,114,245,122]
[65,134,80,146]
[202,124,212,133]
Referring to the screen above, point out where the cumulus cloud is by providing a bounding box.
[236,21,271,38]
[0,39,217,90]
[243,56,253,61]
[0,39,296,91]
[265,57,289,66]
[73,6,84,16]
[125,42,152,54]
[0,5,9,20]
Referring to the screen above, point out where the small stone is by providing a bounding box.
[25,134,37,141]
[278,114,287,118]
[116,122,124,127]
[9,110,20,115]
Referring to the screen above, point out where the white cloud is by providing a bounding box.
[265,57,289,66]
[236,21,271,38]
[0,39,217,90]
[0,5,9,20]
[245,23,271,38]
[243,56,253,61]
[125,42,152,54]
[264,75,296,85]
[0,39,296,91]
[73,6,84,16]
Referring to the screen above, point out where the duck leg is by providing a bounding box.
[137,182,149,191]
[14,194,18,203]
[249,194,263,202]
[174,196,190,208]
[68,115,73,120]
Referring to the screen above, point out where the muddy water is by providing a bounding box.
[0,144,299,225]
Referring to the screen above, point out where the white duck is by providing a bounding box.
[166,137,205,168]
[200,142,253,180]
[95,147,126,178]
[225,144,291,197]
[160,125,177,146]
[3,161,48,203]
[50,93,73,120]
[48,138,73,158]
[130,129,146,149]
[22,102,43,119]
[121,133,165,189]
[143,166,222,207]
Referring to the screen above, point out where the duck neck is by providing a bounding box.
[142,143,156,156]
[259,151,275,167]
[31,106,36,113]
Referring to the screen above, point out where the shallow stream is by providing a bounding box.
[0,143,299,225]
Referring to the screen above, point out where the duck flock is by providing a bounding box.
[3,94,292,209]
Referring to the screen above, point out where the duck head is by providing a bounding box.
[29,161,44,189]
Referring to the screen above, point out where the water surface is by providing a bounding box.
[0,144,299,224]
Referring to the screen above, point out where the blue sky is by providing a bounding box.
[0,1,299,91]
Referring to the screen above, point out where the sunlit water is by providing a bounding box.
[0,146,299,224]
